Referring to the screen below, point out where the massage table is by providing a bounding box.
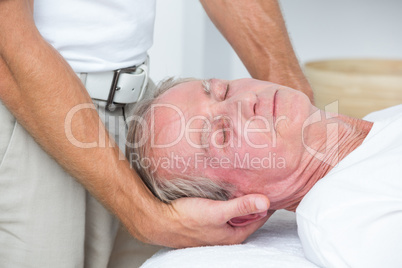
[141,210,317,267]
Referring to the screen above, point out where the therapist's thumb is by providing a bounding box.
[221,194,270,221]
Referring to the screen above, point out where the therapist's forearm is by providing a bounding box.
[200,0,314,102]
[0,0,158,242]
[0,0,272,248]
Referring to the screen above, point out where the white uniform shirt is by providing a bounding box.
[296,105,402,268]
[33,0,156,72]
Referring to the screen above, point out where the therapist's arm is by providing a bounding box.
[200,0,314,103]
[0,0,269,247]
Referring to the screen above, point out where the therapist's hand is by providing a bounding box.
[129,192,270,248]
[170,195,270,247]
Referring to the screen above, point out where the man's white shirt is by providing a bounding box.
[297,105,402,268]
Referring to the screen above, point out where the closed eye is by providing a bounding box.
[217,117,231,147]
[223,84,229,100]
[222,128,228,144]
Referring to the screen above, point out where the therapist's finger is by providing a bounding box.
[227,213,271,244]
[164,195,271,248]
[219,194,270,222]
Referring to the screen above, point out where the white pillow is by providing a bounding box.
[141,210,317,268]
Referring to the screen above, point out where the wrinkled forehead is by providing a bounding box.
[151,103,186,149]
[148,107,198,179]
[148,81,205,155]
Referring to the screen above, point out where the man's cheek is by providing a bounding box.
[243,133,270,148]
[243,120,273,149]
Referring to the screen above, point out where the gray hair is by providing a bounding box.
[125,77,234,203]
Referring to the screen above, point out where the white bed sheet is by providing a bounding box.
[141,210,318,268]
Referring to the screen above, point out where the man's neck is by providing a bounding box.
[279,112,373,212]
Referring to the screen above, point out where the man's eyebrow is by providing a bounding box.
[202,79,211,95]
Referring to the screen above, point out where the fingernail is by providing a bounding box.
[255,198,268,211]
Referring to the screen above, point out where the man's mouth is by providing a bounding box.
[273,90,278,119]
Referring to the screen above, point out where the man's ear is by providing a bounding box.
[228,211,268,227]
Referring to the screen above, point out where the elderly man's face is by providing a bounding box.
[149,78,315,205]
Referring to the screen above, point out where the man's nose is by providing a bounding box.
[226,91,258,120]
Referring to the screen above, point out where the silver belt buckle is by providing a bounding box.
[107,66,138,111]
